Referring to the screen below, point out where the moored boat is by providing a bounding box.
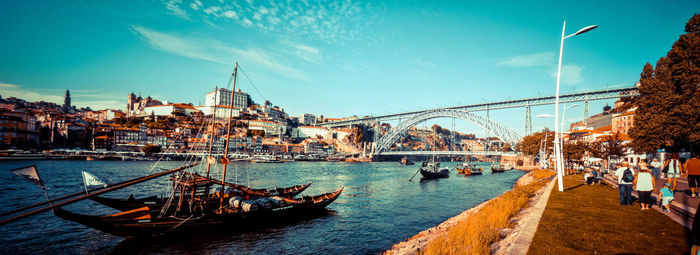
[54,187,343,238]
[419,160,450,179]
[400,156,415,165]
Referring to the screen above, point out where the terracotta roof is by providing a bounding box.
[594,125,612,132]
[300,126,327,130]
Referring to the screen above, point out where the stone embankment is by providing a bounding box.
[384,168,553,255]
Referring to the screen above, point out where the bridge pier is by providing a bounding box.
[525,105,532,135]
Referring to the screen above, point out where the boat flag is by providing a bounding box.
[10,165,43,186]
[81,171,107,192]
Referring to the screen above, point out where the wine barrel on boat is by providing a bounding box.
[229,196,243,208]
[270,196,286,207]
[240,200,258,212]
[255,198,273,209]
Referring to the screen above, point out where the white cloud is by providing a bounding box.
[222,10,237,19]
[0,83,123,110]
[551,65,584,85]
[0,83,64,103]
[497,52,555,67]
[131,25,309,81]
[164,0,190,20]
[160,0,380,44]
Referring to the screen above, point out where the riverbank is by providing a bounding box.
[384,168,555,254]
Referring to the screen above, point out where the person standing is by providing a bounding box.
[633,165,656,210]
[663,153,684,191]
[650,158,662,179]
[615,162,635,205]
[686,153,700,197]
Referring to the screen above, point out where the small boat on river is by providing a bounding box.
[491,162,505,173]
[456,161,482,175]
[400,156,415,165]
[419,160,450,179]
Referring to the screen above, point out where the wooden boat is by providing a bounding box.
[400,156,415,165]
[53,187,343,238]
[456,162,482,175]
[90,177,312,213]
[491,162,505,173]
[419,161,450,179]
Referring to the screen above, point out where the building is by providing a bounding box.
[205,88,251,109]
[248,120,287,137]
[612,111,635,135]
[195,105,240,119]
[127,93,163,117]
[143,103,201,116]
[293,126,329,140]
[584,106,612,130]
[299,113,316,125]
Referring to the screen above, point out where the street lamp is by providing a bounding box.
[554,22,597,192]
[559,103,579,176]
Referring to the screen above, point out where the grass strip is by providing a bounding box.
[421,169,555,254]
[528,174,690,254]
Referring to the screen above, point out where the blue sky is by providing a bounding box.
[1,0,697,137]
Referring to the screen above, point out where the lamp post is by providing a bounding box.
[559,103,579,176]
[554,22,597,192]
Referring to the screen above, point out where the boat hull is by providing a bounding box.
[55,187,343,238]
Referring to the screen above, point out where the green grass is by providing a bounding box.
[528,174,691,254]
[420,169,555,255]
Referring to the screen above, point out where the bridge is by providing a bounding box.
[317,87,638,155]
[378,151,518,156]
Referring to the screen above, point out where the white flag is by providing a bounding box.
[82,171,107,188]
[11,165,43,186]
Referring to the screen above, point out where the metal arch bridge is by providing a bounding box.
[317,87,638,129]
[378,151,518,156]
[374,108,522,154]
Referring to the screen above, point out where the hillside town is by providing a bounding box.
[0,87,522,160]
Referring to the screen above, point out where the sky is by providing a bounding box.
[1,0,698,137]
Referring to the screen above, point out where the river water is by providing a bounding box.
[0,160,523,254]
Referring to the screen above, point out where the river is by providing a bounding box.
[0,160,523,254]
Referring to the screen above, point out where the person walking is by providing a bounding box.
[615,162,635,205]
[659,183,674,212]
[650,158,662,179]
[686,153,700,197]
[633,165,656,210]
[663,153,684,191]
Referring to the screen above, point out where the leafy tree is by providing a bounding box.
[562,141,588,161]
[629,14,700,153]
[515,129,554,156]
[431,124,443,134]
[587,133,627,160]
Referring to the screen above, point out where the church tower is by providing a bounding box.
[63,90,71,113]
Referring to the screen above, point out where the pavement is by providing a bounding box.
[602,171,697,228]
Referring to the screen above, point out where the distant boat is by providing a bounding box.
[251,155,283,163]
[419,160,450,179]
[456,161,482,175]
[400,156,415,165]
[491,162,505,173]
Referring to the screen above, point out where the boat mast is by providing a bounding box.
[204,86,219,198]
[219,62,238,213]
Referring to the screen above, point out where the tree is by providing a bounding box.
[587,133,627,161]
[629,14,700,153]
[143,144,161,157]
[515,129,554,156]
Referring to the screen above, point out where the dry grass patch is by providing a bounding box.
[421,169,555,254]
[528,174,690,254]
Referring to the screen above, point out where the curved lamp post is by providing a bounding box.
[554,22,597,192]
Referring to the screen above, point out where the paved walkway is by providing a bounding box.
[602,171,697,228]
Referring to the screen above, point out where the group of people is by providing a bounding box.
[614,153,700,211]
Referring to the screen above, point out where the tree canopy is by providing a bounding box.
[629,14,700,153]
[516,129,554,156]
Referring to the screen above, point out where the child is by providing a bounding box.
[660,183,674,212]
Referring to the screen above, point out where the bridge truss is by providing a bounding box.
[374,109,521,154]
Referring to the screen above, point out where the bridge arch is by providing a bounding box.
[375,109,521,154]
